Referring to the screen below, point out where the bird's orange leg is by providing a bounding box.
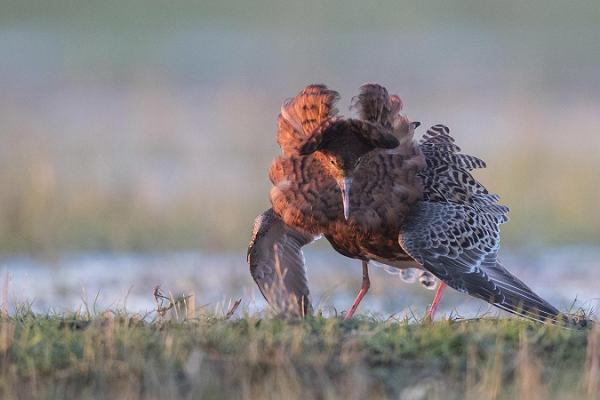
[426,282,446,320]
[344,261,370,320]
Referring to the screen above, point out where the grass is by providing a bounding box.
[0,303,598,400]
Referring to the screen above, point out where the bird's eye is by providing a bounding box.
[330,160,335,165]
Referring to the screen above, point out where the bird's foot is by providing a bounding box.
[344,261,370,320]
[425,282,446,321]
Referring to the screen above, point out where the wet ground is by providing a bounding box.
[1,246,599,320]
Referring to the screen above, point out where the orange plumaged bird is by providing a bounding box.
[248,83,584,326]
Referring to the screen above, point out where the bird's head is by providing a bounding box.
[299,119,400,220]
[319,148,365,221]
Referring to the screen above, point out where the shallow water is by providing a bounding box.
[1,246,599,320]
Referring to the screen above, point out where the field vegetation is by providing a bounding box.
[0,302,598,399]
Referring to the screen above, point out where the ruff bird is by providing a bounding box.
[248,83,579,325]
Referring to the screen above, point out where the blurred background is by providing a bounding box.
[1,1,599,316]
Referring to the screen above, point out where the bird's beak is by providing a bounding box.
[337,177,353,220]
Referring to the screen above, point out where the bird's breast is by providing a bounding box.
[268,152,423,238]
[325,221,408,261]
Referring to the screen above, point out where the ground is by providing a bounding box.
[0,308,597,400]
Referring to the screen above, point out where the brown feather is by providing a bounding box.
[271,117,426,262]
[270,83,426,268]
[276,84,340,155]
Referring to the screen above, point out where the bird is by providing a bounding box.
[248,83,582,326]
[248,84,439,317]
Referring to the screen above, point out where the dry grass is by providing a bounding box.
[0,302,597,400]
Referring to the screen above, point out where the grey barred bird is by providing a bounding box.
[248,83,582,326]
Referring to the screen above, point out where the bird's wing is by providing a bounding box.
[247,208,317,316]
[277,84,340,155]
[419,124,510,220]
[398,201,563,324]
[399,124,565,323]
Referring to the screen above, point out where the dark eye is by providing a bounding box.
[330,160,335,165]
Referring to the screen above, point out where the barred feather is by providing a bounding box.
[418,124,509,223]
[396,125,587,325]
[350,83,402,127]
[277,84,340,155]
[399,202,585,327]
